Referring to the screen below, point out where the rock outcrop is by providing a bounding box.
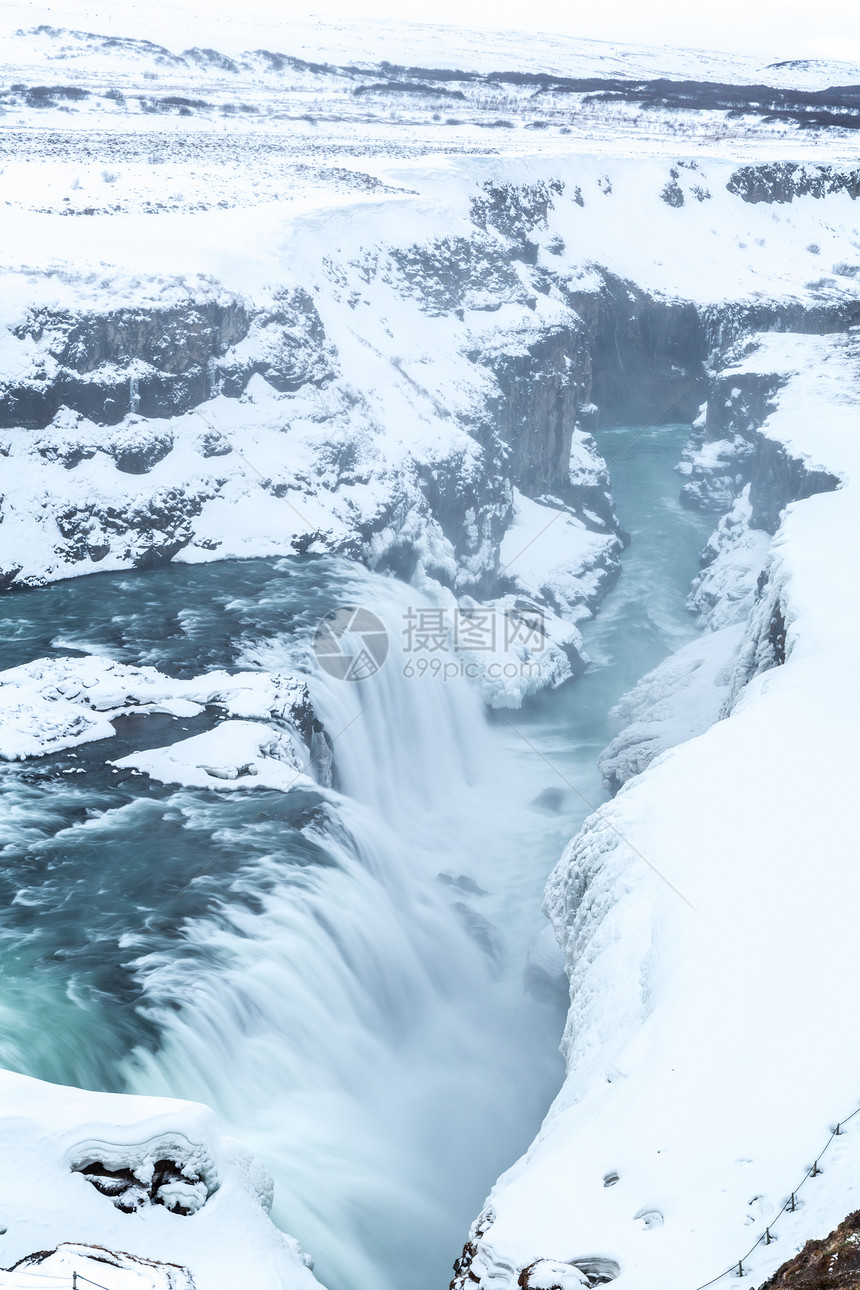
[758,1210,860,1290]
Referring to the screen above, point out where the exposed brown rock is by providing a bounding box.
[759,1210,860,1290]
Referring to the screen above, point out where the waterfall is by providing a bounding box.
[120,569,565,1290]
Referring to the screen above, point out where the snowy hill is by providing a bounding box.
[3,1,860,90]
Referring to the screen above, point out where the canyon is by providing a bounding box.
[2,10,860,1290]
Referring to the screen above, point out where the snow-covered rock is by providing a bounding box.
[0,1069,317,1290]
[597,622,744,792]
[687,487,773,629]
[5,1243,195,1290]
[112,719,313,792]
[0,655,331,782]
[499,489,622,623]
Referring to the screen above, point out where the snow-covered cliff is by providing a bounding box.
[454,330,860,1290]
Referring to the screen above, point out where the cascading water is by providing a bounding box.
[0,423,714,1290]
[120,573,570,1290]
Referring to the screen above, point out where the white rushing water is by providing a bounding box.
[121,569,570,1290]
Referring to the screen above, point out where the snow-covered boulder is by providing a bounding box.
[0,1069,317,1290]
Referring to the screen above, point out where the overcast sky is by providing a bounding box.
[300,0,860,62]
[7,0,860,63]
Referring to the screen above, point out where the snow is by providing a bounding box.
[499,489,621,621]
[688,488,773,630]
[2,1244,195,1289]
[465,330,860,1290]
[597,622,744,790]
[0,655,315,764]
[112,719,313,792]
[2,2,858,91]
[0,1069,317,1290]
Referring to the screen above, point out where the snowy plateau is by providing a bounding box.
[2,4,860,1290]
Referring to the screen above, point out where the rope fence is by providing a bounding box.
[0,1266,114,1289]
[693,1102,860,1288]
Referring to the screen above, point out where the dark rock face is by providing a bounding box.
[1,291,335,430]
[111,428,175,475]
[681,369,839,525]
[758,1209,860,1290]
[75,1158,210,1216]
[3,299,250,429]
[483,325,589,499]
[683,290,856,522]
[727,162,860,204]
[470,179,565,262]
[388,236,526,315]
[681,372,784,515]
[53,487,207,568]
[726,564,791,700]
[0,565,22,591]
[748,434,840,532]
[564,273,708,426]
[702,299,860,361]
[217,288,336,394]
[413,452,511,591]
[15,299,249,375]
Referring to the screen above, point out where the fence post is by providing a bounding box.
[789,1192,796,1212]
[738,1260,744,1278]
[73,1275,78,1290]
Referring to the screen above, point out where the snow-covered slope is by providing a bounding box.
[0,1068,317,1290]
[455,330,860,1290]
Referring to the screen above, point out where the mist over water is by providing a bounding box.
[0,424,713,1290]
